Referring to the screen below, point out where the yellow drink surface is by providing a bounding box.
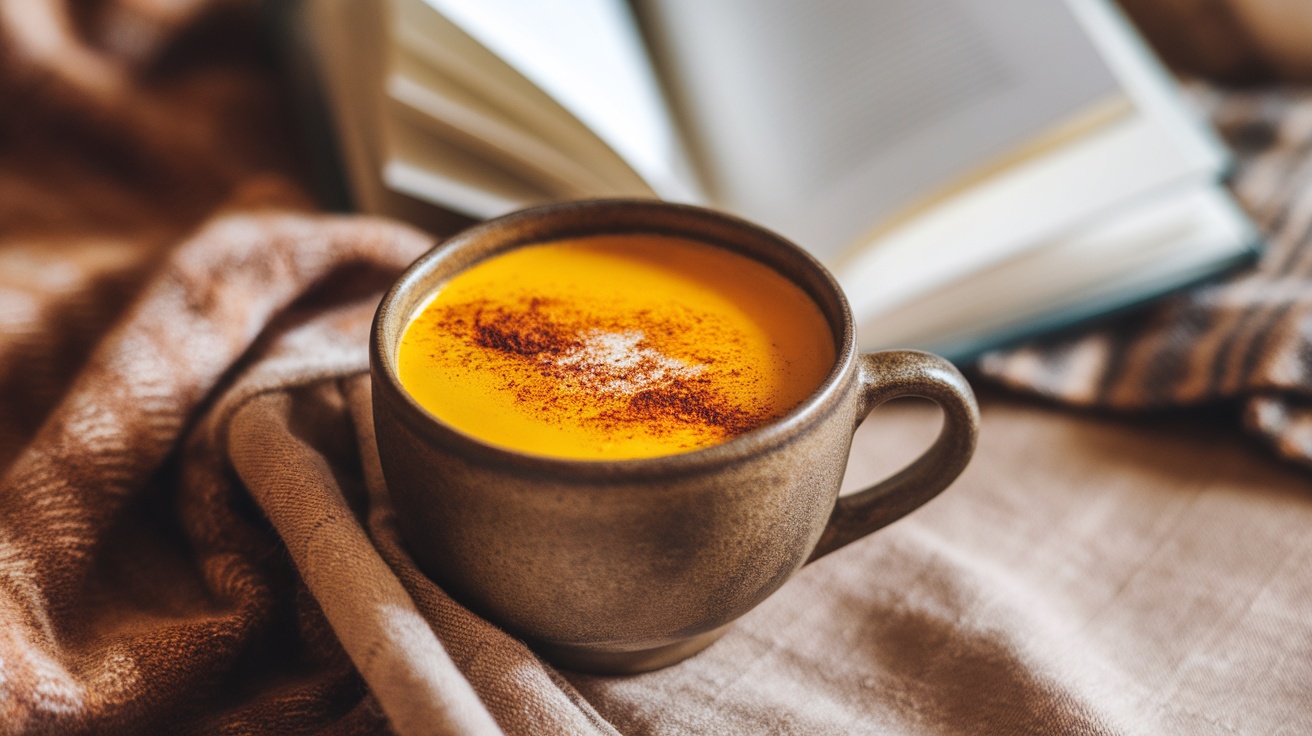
[397,234,835,460]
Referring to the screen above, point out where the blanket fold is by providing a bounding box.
[4,2,1312,734]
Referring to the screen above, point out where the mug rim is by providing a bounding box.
[369,198,859,480]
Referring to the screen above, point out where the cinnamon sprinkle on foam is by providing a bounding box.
[427,295,770,441]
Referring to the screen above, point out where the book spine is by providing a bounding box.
[259,0,356,212]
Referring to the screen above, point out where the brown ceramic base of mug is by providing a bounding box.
[529,624,732,675]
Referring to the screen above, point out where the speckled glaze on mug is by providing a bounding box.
[370,199,979,674]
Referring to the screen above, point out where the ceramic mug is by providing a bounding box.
[370,199,979,674]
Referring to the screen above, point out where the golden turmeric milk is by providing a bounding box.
[396,234,834,460]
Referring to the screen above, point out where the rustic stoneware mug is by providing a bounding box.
[370,199,979,674]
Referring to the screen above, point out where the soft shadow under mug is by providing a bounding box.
[370,199,979,674]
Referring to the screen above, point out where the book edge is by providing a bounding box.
[931,235,1262,364]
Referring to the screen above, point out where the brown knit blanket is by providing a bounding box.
[2,2,1311,734]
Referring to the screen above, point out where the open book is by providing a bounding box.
[279,0,1259,360]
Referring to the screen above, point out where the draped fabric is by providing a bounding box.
[2,2,1311,734]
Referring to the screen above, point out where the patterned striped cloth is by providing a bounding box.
[980,87,1312,468]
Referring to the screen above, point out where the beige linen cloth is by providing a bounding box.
[2,1,1311,734]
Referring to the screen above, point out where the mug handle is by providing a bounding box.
[807,350,980,562]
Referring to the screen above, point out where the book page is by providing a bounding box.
[389,0,656,197]
[381,114,552,218]
[858,183,1256,355]
[387,48,623,197]
[835,112,1213,320]
[1066,0,1228,172]
[419,0,701,201]
[635,0,1124,260]
[296,0,526,232]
